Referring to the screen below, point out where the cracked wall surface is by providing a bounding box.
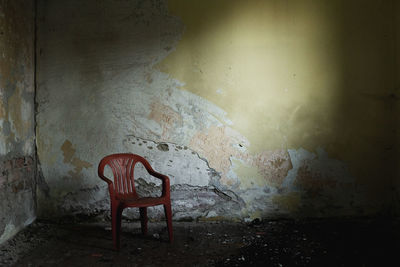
[0,0,35,244]
[37,0,399,220]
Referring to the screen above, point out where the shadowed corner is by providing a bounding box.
[329,0,399,216]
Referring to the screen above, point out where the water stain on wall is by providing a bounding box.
[61,140,92,177]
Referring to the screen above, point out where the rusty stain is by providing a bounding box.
[252,150,293,187]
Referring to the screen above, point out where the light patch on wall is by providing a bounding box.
[161,0,342,153]
[160,0,398,211]
[232,158,266,190]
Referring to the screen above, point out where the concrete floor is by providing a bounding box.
[0,217,399,266]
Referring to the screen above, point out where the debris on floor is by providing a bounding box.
[0,217,399,266]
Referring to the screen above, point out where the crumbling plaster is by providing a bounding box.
[0,0,36,244]
[36,0,398,221]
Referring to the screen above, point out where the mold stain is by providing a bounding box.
[61,140,92,177]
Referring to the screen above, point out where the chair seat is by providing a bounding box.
[117,196,167,207]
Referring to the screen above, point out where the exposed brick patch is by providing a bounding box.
[13,158,26,169]
[0,156,35,193]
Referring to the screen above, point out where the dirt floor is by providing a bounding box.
[0,217,399,266]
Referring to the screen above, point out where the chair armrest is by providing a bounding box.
[98,173,113,185]
[98,173,116,200]
[147,169,170,198]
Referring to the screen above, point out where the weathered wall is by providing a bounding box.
[37,0,399,221]
[395,0,400,213]
[0,0,36,244]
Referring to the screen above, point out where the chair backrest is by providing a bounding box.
[98,153,152,197]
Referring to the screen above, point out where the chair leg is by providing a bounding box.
[111,203,120,250]
[112,202,123,251]
[116,207,123,249]
[139,207,148,235]
[163,203,173,243]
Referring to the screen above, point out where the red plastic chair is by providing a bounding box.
[98,153,173,250]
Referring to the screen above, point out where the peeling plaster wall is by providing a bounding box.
[0,0,36,244]
[37,0,399,221]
